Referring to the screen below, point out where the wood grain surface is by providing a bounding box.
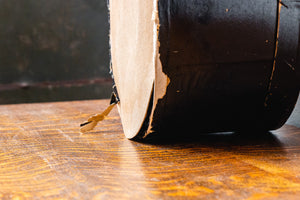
[0,99,300,199]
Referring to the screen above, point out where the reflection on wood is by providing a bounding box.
[0,99,300,199]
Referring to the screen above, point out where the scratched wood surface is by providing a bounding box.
[1,99,300,199]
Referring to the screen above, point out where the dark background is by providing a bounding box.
[0,0,298,128]
[0,0,112,104]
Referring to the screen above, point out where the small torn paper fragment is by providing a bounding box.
[80,103,116,133]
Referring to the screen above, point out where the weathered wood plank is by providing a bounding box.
[0,99,300,199]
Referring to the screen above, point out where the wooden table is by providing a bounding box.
[1,99,300,199]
